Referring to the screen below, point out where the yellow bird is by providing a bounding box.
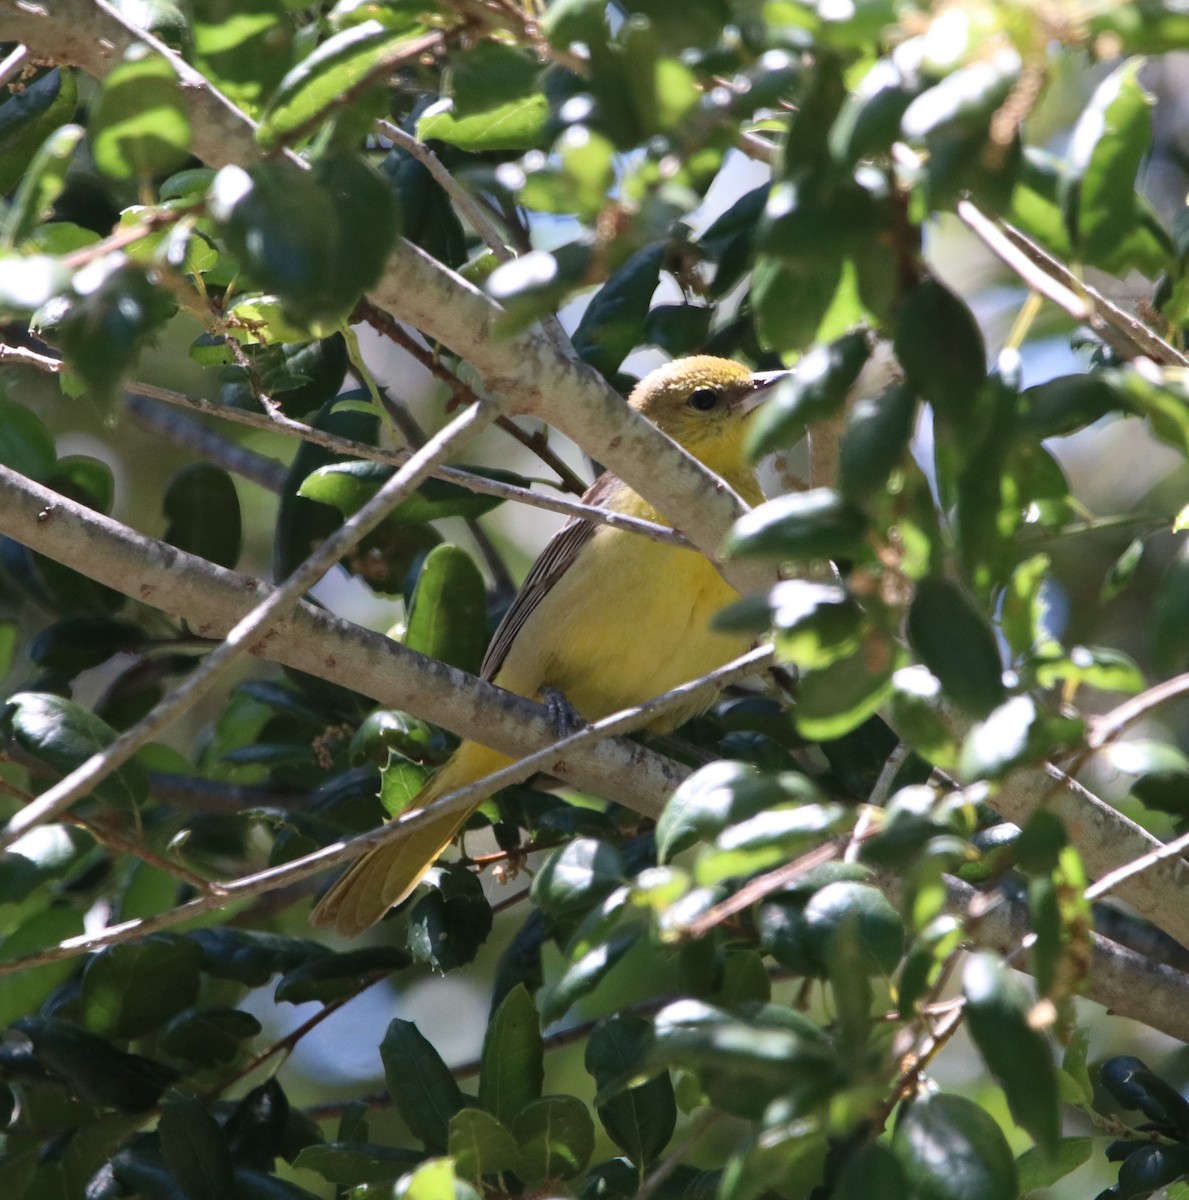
[311,356,783,937]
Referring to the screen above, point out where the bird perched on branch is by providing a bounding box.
[311,356,784,936]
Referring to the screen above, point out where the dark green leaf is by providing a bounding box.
[0,68,79,195]
[293,1144,424,1187]
[56,261,176,405]
[380,1018,464,1153]
[532,838,625,917]
[1117,1145,1189,1200]
[448,1109,519,1181]
[894,279,986,425]
[159,1008,263,1066]
[838,382,917,501]
[571,243,666,377]
[163,464,243,569]
[404,545,488,675]
[13,1016,178,1112]
[158,1089,234,1200]
[275,946,409,1004]
[478,983,543,1126]
[746,330,871,460]
[2,122,84,247]
[804,880,904,977]
[189,928,330,987]
[907,578,1005,718]
[725,488,869,563]
[962,952,1059,1154]
[586,1015,675,1165]
[3,691,149,807]
[750,254,844,356]
[513,1095,595,1182]
[83,935,202,1039]
[89,43,190,179]
[29,617,147,673]
[405,863,493,971]
[892,1092,1017,1200]
[0,397,57,480]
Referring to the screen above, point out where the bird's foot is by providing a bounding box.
[541,686,585,738]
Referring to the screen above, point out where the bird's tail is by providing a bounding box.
[309,739,512,937]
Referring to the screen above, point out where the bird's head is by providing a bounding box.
[628,356,785,479]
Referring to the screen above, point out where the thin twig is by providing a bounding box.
[361,308,588,493]
[378,119,511,262]
[956,198,1189,367]
[1088,671,1189,748]
[0,43,29,90]
[0,399,499,851]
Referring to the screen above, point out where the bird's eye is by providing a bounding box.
[687,387,720,411]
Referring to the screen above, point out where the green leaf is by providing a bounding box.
[962,952,1059,1154]
[804,880,904,978]
[3,691,149,807]
[159,1008,263,1066]
[586,1015,675,1165]
[405,863,492,971]
[888,666,960,770]
[1018,374,1120,439]
[838,382,917,501]
[448,1109,519,1181]
[190,0,292,114]
[1063,60,1154,266]
[541,925,641,1022]
[571,243,666,377]
[380,1019,465,1153]
[907,577,1005,718]
[959,695,1080,782]
[486,241,593,334]
[294,1143,423,1187]
[83,935,202,1039]
[55,261,176,405]
[2,123,84,248]
[163,464,243,569]
[1117,1145,1189,1200]
[417,42,548,151]
[299,461,522,524]
[770,581,866,670]
[478,984,544,1126]
[1152,542,1189,672]
[531,838,625,918]
[892,1092,1017,1200]
[89,43,190,180]
[512,1095,595,1182]
[209,156,396,329]
[725,488,870,563]
[13,1015,178,1112]
[0,397,57,480]
[894,279,986,426]
[259,22,427,147]
[649,999,835,1120]
[0,68,79,196]
[746,330,872,460]
[405,546,488,675]
[28,617,146,673]
[696,803,847,886]
[793,634,899,741]
[834,1142,909,1200]
[158,1090,234,1200]
[274,946,409,1004]
[655,762,814,862]
[750,253,844,356]
[0,907,86,1028]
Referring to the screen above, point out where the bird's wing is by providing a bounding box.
[480,473,622,682]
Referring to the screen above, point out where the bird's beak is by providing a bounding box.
[732,369,791,416]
